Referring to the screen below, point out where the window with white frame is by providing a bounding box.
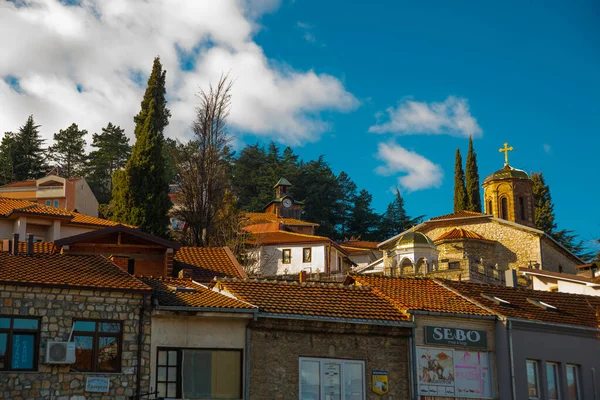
[527,360,540,399]
[299,357,365,400]
[566,364,581,400]
[546,362,560,400]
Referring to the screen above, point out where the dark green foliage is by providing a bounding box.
[453,148,468,213]
[87,123,131,204]
[49,123,88,178]
[531,172,557,234]
[345,189,379,240]
[531,172,592,261]
[110,57,171,236]
[376,188,425,240]
[12,115,47,180]
[337,171,357,239]
[465,136,481,212]
[0,132,17,185]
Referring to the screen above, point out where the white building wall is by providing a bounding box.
[74,178,99,217]
[531,276,600,296]
[260,243,327,276]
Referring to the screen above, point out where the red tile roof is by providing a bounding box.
[138,277,256,309]
[245,212,319,227]
[439,279,600,329]
[248,230,328,245]
[0,252,150,292]
[434,228,492,242]
[212,278,410,323]
[0,180,37,188]
[429,211,488,221]
[69,212,124,227]
[346,275,493,316]
[14,241,58,255]
[174,247,247,282]
[339,240,380,250]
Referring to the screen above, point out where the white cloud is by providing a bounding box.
[375,141,443,192]
[369,96,482,138]
[543,143,551,154]
[0,0,356,146]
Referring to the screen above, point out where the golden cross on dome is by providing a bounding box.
[499,142,513,166]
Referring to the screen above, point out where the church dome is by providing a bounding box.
[483,165,529,184]
[395,231,435,247]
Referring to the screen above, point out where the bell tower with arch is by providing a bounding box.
[482,143,535,228]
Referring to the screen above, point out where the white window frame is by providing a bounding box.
[546,362,560,400]
[565,364,581,400]
[527,359,541,399]
[299,357,366,400]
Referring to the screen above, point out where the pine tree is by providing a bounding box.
[13,115,47,180]
[110,57,171,235]
[465,136,481,212]
[0,132,17,184]
[531,172,557,234]
[346,189,378,240]
[376,188,425,240]
[337,171,357,239]
[49,123,88,178]
[87,123,131,204]
[453,148,468,213]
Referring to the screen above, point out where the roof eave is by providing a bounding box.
[259,312,414,327]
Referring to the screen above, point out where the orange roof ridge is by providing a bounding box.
[429,210,488,221]
[435,227,491,242]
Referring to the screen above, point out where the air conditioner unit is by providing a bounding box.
[46,341,76,364]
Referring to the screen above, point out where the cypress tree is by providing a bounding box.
[111,57,171,235]
[453,148,468,212]
[465,136,481,212]
[531,172,557,234]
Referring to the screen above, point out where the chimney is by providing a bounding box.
[27,234,34,256]
[12,233,19,255]
[505,269,518,288]
[2,240,11,253]
[299,270,308,283]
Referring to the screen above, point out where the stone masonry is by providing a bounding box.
[248,318,411,400]
[0,284,151,400]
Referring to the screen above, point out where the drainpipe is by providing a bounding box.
[409,324,418,400]
[136,300,146,400]
[507,319,516,400]
[245,316,255,400]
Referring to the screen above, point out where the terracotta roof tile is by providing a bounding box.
[0,180,37,188]
[434,228,492,242]
[439,280,600,329]
[69,212,123,227]
[174,247,247,282]
[429,210,488,221]
[339,240,380,250]
[138,277,256,309]
[212,278,410,322]
[347,275,493,316]
[0,252,150,291]
[14,241,58,254]
[247,230,330,246]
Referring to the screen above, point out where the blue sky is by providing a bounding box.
[251,0,600,247]
[0,0,598,249]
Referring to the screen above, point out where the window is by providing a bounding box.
[519,197,526,220]
[127,259,135,275]
[45,200,52,206]
[156,348,242,399]
[53,199,59,208]
[72,320,122,372]
[303,248,312,263]
[487,200,493,215]
[282,249,291,264]
[546,362,560,400]
[0,316,39,371]
[500,197,508,220]
[300,358,365,400]
[566,364,581,400]
[527,360,540,399]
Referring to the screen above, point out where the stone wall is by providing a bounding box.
[540,237,581,274]
[248,318,411,400]
[0,284,151,400]
[423,219,543,271]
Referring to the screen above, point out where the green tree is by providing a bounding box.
[453,148,468,212]
[49,123,88,178]
[376,188,425,240]
[87,123,131,204]
[111,57,171,235]
[232,143,270,211]
[0,132,17,184]
[465,136,481,212]
[337,171,357,239]
[346,189,379,240]
[13,115,47,180]
[531,172,557,234]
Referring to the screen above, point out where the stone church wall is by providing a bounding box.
[248,318,411,400]
[0,284,151,400]
[540,237,580,274]
[423,219,543,271]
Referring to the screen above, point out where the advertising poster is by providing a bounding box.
[454,351,492,398]
[323,362,341,400]
[417,347,456,397]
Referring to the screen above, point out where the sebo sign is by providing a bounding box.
[424,326,487,348]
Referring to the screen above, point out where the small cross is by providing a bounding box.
[499,142,514,166]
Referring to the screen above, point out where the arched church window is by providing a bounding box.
[401,258,413,275]
[519,197,525,220]
[487,200,492,215]
[500,197,508,220]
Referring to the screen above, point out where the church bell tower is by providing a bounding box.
[482,143,535,228]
